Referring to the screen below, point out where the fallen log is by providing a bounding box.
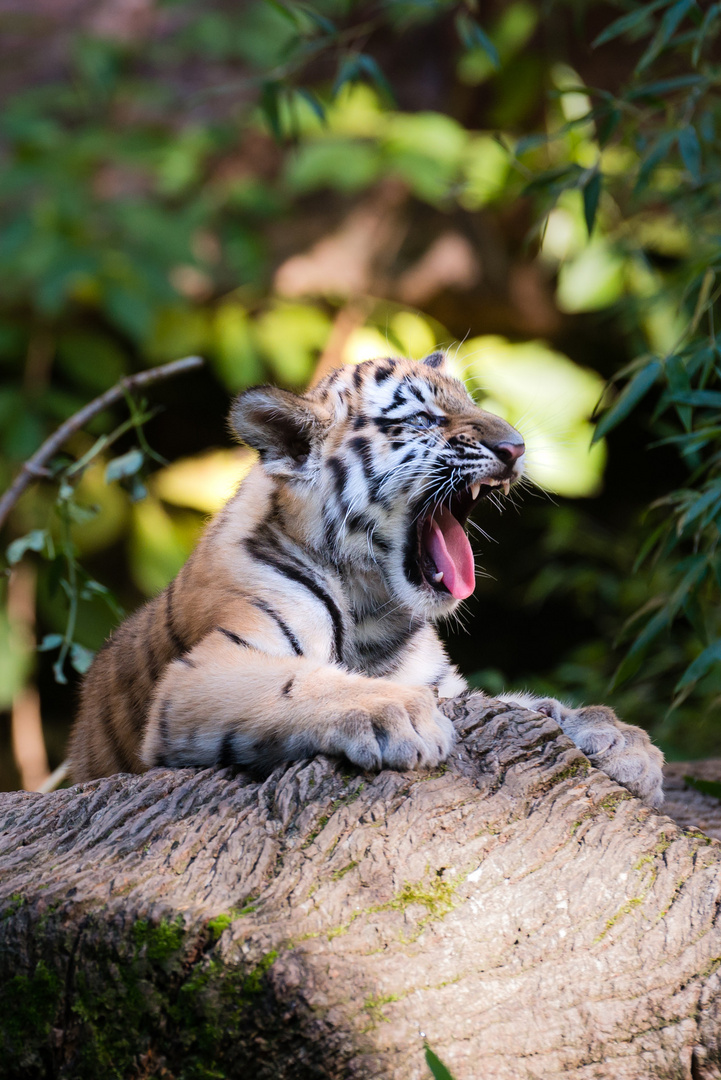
[2,694,721,1080]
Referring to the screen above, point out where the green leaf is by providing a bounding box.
[692,2,721,65]
[105,449,144,483]
[262,0,299,24]
[678,126,701,182]
[667,390,721,407]
[676,639,721,689]
[634,131,675,193]
[597,106,621,147]
[37,633,63,652]
[333,55,361,97]
[6,529,47,565]
[592,0,672,48]
[455,14,500,70]
[70,642,95,675]
[683,775,721,800]
[627,74,706,100]
[679,487,721,531]
[260,81,284,141]
[65,501,100,525]
[425,1045,457,1080]
[297,5,336,34]
[582,170,602,236]
[356,54,395,103]
[593,361,662,442]
[52,656,68,686]
[295,88,326,125]
[636,0,697,73]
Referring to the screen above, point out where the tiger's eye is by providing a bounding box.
[408,412,436,429]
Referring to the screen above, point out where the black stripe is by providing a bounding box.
[165,579,188,656]
[282,677,294,696]
[246,541,344,661]
[327,456,349,502]
[216,627,250,647]
[251,596,304,657]
[217,730,235,768]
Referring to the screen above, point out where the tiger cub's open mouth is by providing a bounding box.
[416,479,510,600]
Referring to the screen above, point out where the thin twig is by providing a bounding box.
[0,355,204,533]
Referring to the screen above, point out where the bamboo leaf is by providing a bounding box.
[582,170,602,236]
[261,81,286,141]
[692,2,721,65]
[667,390,721,407]
[634,131,676,192]
[636,0,697,73]
[455,13,500,69]
[627,74,706,99]
[356,55,396,103]
[676,639,721,689]
[678,125,702,182]
[592,0,673,48]
[592,361,662,442]
[425,1045,457,1080]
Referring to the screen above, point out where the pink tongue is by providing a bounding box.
[423,507,476,600]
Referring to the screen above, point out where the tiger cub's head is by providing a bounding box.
[231,352,525,619]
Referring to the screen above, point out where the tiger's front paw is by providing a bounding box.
[536,698,664,808]
[334,687,455,772]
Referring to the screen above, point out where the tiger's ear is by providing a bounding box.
[421,351,447,369]
[229,386,326,474]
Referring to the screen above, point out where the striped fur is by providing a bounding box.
[69,352,664,806]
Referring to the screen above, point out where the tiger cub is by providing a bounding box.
[69,351,664,806]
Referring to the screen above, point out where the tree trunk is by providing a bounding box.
[2,694,721,1080]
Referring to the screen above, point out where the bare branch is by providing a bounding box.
[0,355,204,533]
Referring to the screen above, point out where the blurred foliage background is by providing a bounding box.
[2,0,721,790]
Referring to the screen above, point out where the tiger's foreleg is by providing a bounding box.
[141,628,455,773]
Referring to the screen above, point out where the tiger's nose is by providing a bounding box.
[494,441,525,464]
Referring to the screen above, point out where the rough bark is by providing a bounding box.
[2,695,721,1080]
